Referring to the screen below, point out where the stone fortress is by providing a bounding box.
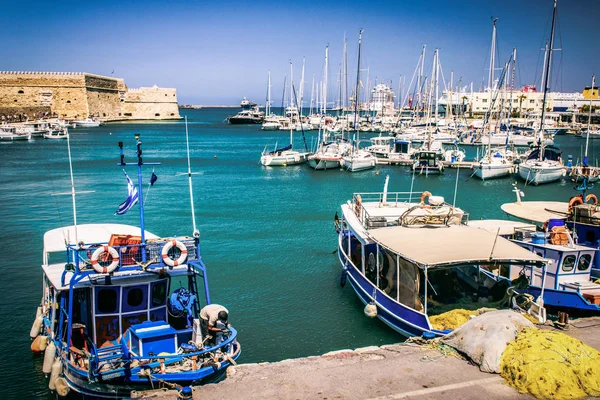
[0,71,181,121]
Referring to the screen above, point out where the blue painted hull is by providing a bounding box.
[525,286,600,314]
[62,348,241,399]
[338,248,444,338]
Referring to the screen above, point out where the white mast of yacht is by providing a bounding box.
[266,71,271,116]
[299,57,306,117]
[585,74,595,159]
[323,45,329,116]
[539,0,557,161]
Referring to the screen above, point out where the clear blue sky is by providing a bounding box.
[2,0,598,105]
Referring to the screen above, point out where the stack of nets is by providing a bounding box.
[429,308,496,331]
[501,328,600,399]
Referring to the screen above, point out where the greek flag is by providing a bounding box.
[115,171,139,215]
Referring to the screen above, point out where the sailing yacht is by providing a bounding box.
[341,30,377,172]
[518,0,565,185]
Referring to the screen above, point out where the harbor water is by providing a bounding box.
[0,108,598,399]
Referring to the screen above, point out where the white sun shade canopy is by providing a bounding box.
[367,225,546,268]
[501,201,569,224]
[43,224,159,254]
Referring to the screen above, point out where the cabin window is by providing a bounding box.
[97,288,118,313]
[124,113,132,117]
[562,255,576,272]
[151,281,167,307]
[155,113,160,117]
[66,100,71,104]
[122,285,148,312]
[577,254,592,271]
[18,90,24,94]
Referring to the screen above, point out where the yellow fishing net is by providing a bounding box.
[501,328,600,400]
[429,308,495,330]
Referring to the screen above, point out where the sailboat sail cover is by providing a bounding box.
[115,170,139,215]
[269,144,292,154]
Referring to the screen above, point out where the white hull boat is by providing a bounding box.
[261,150,309,166]
[474,162,513,180]
[341,150,376,172]
[74,118,101,127]
[518,161,565,185]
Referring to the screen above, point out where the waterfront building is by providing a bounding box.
[368,83,395,114]
[439,85,600,117]
[0,71,181,121]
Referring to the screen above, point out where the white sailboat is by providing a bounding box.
[475,44,517,180]
[260,66,310,167]
[518,0,565,185]
[570,75,600,182]
[411,49,444,175]
[341,30,376,172]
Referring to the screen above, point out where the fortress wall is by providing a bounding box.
[0,72,180,121]
[121,86,181,120]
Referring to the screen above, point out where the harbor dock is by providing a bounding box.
[133,317,600,400]
[376,157,477,168]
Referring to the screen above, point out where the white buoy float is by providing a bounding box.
[30,307,43,339]
[54,377,70,397]
[42,340,56,374]
[364,303,377,318]
[49,357,62,391]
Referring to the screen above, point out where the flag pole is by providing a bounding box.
[117,135,160,263]
[135,134,147,261]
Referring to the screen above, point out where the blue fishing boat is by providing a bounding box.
[336,177,547,337]
[30,133,240,398]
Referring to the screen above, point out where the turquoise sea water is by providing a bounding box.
[0,108,598,399]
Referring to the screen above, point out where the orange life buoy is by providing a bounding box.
[586,194,598,205]
[568,196,584,213]
[420,191,432,205]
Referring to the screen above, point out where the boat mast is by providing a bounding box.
[539,0,557,161]
[309,74,315,115]
[353,29,363,149]
[323,45,329,115]
[434,49,439,126]
[344,35,348,112]
[66,128,78,244]
[266,71,271,116]
[184,117,199,237]
[300,57,306,117]
[585,74,595,162]
[489,17,498,92]
[418,44,426,112]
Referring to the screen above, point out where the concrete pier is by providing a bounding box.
[133,317,600,400]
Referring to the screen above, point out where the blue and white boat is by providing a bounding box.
[31,135,240,398]
[469,218,600,315]
[336,180,547,337]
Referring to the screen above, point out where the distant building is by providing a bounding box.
[0,71,181,121]
[369,83,395,114]
[439,85,600,116]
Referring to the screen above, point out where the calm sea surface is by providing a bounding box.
[0,108,598,399]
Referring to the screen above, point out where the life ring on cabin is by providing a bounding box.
[420,191,432,205]
[354,195,362,217]
[586,194,598,205]
[568,196,584,213]
[161,240,188,267]
[90,246,120,274]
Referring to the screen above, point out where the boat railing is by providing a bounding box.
[66,236,199,274]
[353,192,469,228]
[86,327,239,382]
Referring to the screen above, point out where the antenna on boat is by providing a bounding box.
[118,134,161,262]
[66,127,79,245]
[184,116,200,237]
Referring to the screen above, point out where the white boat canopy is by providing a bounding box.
[43,224,159,254]
[501,201,569,224]
[367,225,546,268]
[468,219,536,236]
